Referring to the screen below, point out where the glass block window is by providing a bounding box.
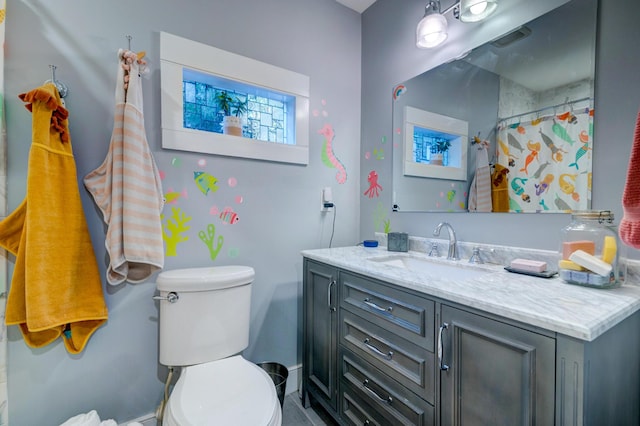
[182,68,295,144]
[413,125,451,166]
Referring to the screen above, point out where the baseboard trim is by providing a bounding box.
[285,363,302,396]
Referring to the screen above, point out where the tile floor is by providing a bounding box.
[282,393,337,426]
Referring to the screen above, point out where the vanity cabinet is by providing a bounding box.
[302,260,339,414]
[303,260,437,425]
[439,305,555,425]
[339,271,435,425]
[302,257,640,425]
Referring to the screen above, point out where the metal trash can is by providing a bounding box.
[257,362,288,408]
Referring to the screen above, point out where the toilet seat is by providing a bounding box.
[163,355,282,426]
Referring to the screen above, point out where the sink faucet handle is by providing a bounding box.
[428,241,440,257]
[468,246,484,264]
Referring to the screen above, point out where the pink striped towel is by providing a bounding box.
[468,144,492,212]
[84,49,165,285]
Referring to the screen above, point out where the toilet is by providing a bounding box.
[156,266,282,426]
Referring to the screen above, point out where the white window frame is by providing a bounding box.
[160,32,310,165]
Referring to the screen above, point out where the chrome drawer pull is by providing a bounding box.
[438,322,449,371]
[363,298,393,313]
[364,338,394,361]
[363,379,393,404]
[328,280,336,312]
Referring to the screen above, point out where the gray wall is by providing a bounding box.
[361,0,640,258]
[4,1,361,424]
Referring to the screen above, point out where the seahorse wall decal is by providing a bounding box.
[318,123,347,184]
[162,207,192,257]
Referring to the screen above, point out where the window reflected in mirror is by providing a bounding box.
[403,106,468,181]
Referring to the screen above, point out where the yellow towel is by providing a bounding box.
[0,83,108,354]
[491,164,510,213]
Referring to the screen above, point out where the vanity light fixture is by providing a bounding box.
[459,0,498,22]
[416,0,499,49]
[416,1,448,49]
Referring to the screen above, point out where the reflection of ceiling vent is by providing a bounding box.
[491,26,532,48]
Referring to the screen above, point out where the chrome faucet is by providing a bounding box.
[433,222,459,260]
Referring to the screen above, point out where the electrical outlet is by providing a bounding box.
[321,187,333,212]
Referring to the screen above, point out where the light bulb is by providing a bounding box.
[469,1,487,15]
[416,13,448,49]
[459,0,498,23]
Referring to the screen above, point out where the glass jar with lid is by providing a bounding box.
[558,210,626,289]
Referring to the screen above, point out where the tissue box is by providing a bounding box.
[387,232,408,252]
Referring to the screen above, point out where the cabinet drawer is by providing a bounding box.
[341,387,385,426]
[340,272,434,351]
[340,348,435,426]
[340,309,435,403]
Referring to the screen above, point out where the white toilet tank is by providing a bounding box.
[156,266,255,366]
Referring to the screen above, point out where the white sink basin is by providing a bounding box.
[368,254,494,281]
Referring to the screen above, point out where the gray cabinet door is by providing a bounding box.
[303,260,339,412]
[440,305,555,426]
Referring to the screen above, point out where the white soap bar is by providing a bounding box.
[510,258,547,273]
[569,250,612,276]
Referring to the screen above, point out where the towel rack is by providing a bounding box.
[45,64,68,98]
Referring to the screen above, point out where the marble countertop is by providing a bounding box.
[301,245,640,341]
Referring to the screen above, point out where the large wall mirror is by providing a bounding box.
[392,0,597,213]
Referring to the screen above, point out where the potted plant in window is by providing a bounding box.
[431,139,451,166]
[216,91,247,136]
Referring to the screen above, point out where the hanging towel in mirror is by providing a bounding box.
[619,108,640,248]
[0,83,108,354]
[491,163,510,212]
[84,49,164,285]
[468,145,492,212]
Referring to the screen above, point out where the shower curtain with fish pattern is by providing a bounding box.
[0,1,8,424]
[496,107,593,212]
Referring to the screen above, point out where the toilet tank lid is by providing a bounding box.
[156,266,255,292]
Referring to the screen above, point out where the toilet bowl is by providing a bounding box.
[156,266,282,426]
[163,356,281,426]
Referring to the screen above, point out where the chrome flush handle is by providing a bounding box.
[153,292,179,303]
